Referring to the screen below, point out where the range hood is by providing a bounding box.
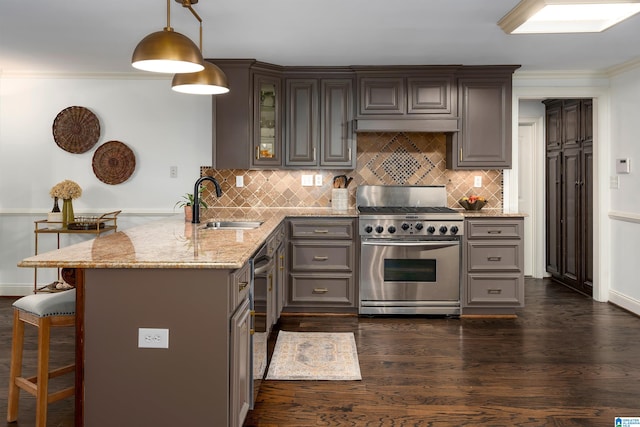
[354,118,459,133]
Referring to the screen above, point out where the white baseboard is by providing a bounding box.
[0,284,33,297]
[608,289,640,316]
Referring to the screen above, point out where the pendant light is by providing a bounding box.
[171,1,229,95]
[131,0,204,73]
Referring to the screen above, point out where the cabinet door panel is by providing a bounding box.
[407,76,454,116]
[230,298,251,427]
[286,79,318,166]
[253,74,283,168]
[467,274,521,305]
[545,149,562,276]
[467,242,521,272]
[320,79,354,167]
[358,77,405,115]
[289,275,352,305]
[561,147,580,287]
[290,241,353,272]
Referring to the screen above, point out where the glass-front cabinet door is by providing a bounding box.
[253,74,282,168]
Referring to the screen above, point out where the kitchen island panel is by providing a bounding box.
[83,268,232,427]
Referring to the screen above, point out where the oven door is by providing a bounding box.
[359,238,461,315]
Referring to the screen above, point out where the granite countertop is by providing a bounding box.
[18,207,358,270]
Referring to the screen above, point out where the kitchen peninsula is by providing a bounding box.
[18,208,357,427]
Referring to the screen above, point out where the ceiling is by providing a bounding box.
[2,0,640,75]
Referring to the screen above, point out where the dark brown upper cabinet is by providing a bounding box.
[285,70,355,169]
[446,66,519,170]
[211,60,283,170]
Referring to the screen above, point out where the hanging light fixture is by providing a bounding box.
[171,1,229,95]
[131,0,204,73]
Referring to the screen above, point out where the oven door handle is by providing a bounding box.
[362,240,460,248]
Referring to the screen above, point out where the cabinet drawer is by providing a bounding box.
[289,218,354,239]
[467,242,521,272]
[466,220,522,240]
[289,274,352,305]
[467,274,522,305]
[290,241,353,272]
[229,262,251,313]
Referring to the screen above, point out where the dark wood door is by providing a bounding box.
[544,98,593,297]
[581,142,594,292]
[545,149,562,276]
[561,146,581,290]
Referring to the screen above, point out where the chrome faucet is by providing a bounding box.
[192,176,222,224]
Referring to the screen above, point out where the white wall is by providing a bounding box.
[608,65,640,313]
[0,74,212,294]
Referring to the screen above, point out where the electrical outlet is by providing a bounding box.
[301,175,313,186]
[235,175,244,187]
[474,176,482,188]
[315,174,323,186]
[138,328,169,349]
[170,166,178,178]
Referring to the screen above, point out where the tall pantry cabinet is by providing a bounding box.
[543,99,593,296]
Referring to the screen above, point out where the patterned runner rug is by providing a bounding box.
[266,331,362,380]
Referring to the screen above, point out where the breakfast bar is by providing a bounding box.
[17,208,357,427]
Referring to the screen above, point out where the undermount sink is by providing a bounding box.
[202,221,263,230]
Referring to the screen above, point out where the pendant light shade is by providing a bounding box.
[172,61,229,94]
[132,29,204,73]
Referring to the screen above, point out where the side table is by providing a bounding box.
[33,210,121,293]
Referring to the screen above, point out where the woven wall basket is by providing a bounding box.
[52,106,101,154]
[92,140,136,185]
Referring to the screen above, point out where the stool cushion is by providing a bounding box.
[13,289,76,317]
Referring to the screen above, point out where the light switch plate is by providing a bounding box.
[235,175,244,187]
[474,176,482,187]
[315,174,323,186]
[301,175,313,186]
[610,176,619,189]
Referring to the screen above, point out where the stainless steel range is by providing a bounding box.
[357,185,463,316]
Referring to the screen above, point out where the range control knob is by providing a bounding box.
[375,225,384,234]
[388,225,396,234]
[439,225,448,234]
[450,225,459,235]
[401,223,410,231]
[427,225,436,234]
[364,225,373,233]
[415,223,424,231]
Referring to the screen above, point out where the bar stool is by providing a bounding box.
[7,289,76,427]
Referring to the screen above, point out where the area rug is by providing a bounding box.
[266,331,362,380]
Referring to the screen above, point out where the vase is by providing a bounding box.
[51,196,60,213]
[62,198,74,228]
[184,205,193,222]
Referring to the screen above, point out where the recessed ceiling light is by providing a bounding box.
[498,0,640,34]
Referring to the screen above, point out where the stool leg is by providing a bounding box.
[35,316,51,427]
[7,309,24,422]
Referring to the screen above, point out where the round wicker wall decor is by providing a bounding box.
[52,106,101,153]
[92,140,136,185]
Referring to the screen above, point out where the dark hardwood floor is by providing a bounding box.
[1,278,639,426]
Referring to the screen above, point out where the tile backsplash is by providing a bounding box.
[201,132,503,210]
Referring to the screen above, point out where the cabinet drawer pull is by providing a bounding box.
[268,274,273,291]
[279,255,285,270]
[487,256,502,261]
[459,148,463,161]
[487,230,502,234]
[255,146,260,160]
[487,289,502,294]
[313,255,329,261]
[313,229,329,234]
[312,287,329,294]
[238,281,249,291]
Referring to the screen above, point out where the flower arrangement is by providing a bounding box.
[50,180,82,200]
